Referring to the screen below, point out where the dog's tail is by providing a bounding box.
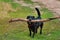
[35,8,41,18]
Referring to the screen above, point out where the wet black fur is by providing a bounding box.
[26,8,44,38]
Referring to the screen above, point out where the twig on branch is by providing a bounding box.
[9,16,60,23]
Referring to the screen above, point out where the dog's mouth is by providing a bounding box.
[28,22,32,25]
[28,22,34,26]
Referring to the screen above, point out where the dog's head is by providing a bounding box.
[27,16,35,19]
[27,16,35,25]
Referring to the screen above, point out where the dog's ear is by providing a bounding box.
[32,16,35,18]
[26,16,30,19]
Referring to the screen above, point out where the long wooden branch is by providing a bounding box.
[9,16,60,23]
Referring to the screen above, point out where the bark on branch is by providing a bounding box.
[9,16,60,23]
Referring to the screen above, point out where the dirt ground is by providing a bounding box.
[34,0,60,16]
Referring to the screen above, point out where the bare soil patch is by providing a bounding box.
[37,0,60,16]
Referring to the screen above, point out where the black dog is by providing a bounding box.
[27,8,43,38]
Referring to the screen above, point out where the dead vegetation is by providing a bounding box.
[0,2,17,19]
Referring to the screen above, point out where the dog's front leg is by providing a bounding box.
[32,29,36,38]
[32,32,35,38]
[28,27,31,36]
[29,30,31,36]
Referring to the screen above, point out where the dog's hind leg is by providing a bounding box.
[36,28,37,33]
[40,23,43,34]
[32,27,37,38]
[29,30,31,36]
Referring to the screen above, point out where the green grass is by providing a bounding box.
[9,6,34,18]
[23,0,34,4]
[0,0,20,9]
[0,0,13,2]
[11,3,21,9]
[41,8,53,18]
[0,0,60,40]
